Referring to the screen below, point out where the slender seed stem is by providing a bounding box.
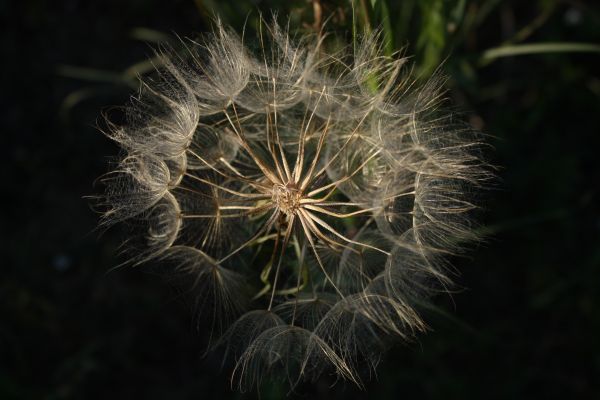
[268,215,295,310]
[303,209,390,256]
[218,209,279,264]
[297,214,345,298]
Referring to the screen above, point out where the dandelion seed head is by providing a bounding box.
[96,17,490,390]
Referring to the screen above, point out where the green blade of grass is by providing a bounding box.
[56,65,128,84]
[416,0,446,77]
[371,0,394,56]
[481,42,600,64]
[129,27,172,44]
[122,55,166,80]
[59,86,122,121]
[396,0,416,44]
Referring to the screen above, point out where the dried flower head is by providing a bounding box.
[97,19,488,390]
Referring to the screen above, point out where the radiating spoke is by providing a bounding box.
[266,110,288,183]
[297,209,359,255]
[307,148,381,197]
[293,87,327,182]
[224,105,281,184]
[290,236,307,325]
[297,213,345,298]
[302,209,390,256]
[300,199,367,207]
[218,209,279,264]
[271,78,293,182]
[218,157,246,178]
[299,115,331,188]
[267,215,295,310]
[303,204,379,218]
[187,148,270,191]
[184,173,270,199]
[301,111,370,191]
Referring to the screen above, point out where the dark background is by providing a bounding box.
[3,0,600,398]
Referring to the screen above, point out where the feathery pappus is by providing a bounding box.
[96,18,489,390]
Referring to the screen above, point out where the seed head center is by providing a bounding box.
[272,182,302,216]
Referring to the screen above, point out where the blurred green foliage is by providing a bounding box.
[3,0,600,399]
[56,0,600,118]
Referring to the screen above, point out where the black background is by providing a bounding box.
[3,1,600,398]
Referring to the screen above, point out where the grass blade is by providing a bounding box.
[481,42,600,64]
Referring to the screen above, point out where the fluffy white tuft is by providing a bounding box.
[97,18,490,390]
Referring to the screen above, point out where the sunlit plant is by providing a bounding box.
[97,18,488,390]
